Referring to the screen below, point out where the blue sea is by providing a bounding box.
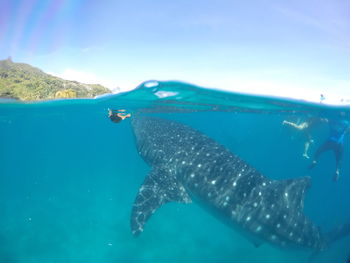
[0,81,349,263]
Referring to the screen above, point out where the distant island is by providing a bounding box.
[0,57,112,101]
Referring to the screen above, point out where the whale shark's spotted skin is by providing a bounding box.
[130,116,325,250]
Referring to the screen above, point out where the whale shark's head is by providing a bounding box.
[131,115,152,147]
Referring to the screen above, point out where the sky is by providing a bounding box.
[1,0,350,103]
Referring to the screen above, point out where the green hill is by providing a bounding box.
[0,57,112,101]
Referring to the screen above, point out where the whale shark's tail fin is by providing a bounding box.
[308,223,350,261]
[325,223,350,245]
[130,167,192,236]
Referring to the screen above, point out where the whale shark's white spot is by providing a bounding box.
[233,182,237,187]
[266,214,270,219]
[197,164,202,168]
[182,161,186,165]
[258,192,262,196]
[190,173,195,178]
[284,192,288,197]
[256,226,262,232]
[238,173,242,177]
[211,180,216,185]
[246,216,251,221]
[271,235,277,240]
[262,182,266,186]
[253,202,258,207]
[289,232,294,237]
[226,196,230,201]
[276,223,281,228]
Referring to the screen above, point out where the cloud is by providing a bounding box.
[48,69,120,91]
[50,69,98,83]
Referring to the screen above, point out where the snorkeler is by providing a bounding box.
[108,109,131,123]
[282,117,325,159]
[308,114,350,181]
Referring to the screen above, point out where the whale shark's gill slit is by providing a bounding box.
[131,167,192,236]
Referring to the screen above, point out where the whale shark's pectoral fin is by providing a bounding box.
[131,167,191,236]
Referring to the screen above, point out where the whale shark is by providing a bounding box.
[130,115,348,251]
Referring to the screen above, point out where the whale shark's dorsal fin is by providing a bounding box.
[131,167,192,236]
[277,176,311,211]
[263,176,311,213]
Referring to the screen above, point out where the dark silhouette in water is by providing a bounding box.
[130,116,350,252]
[309,115,350,181]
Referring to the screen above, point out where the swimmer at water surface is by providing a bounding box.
[108,109,131,123]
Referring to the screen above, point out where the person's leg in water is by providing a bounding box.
[309,140,332,169]
[333,144,343,182]
[283,120,314,159]
[303,134,314,159]
[117,113,131,120]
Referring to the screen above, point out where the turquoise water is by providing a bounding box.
[0,81,349,263]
